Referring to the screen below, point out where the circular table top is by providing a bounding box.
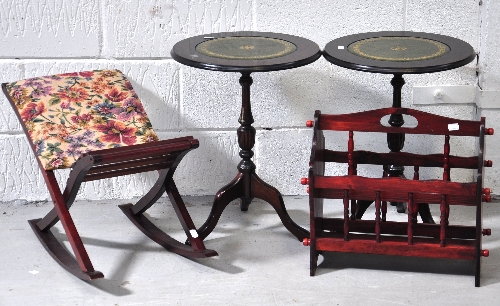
[323,31,476,74]
[171,31,321,72]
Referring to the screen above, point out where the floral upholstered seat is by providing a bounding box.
[4,69,159,170]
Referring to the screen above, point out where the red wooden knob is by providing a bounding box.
[483,195,492,202]
[481,249,490,257]
[483,228,492,236]
[483,188,491,195]
[484,160,493,167]
[301,177,309,185]
[303,238,310,246]
[306,186,310,194]
[486,128,494,135]
[306,120,314,128]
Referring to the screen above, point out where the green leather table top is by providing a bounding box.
[323,31,475,74]
[171,31,321,72]
[195,37,297,60]
[347,36,450,62]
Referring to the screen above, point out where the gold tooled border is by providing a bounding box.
[348,37,450,62]
[196,37,297,60]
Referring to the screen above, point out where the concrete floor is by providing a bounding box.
[1,195,500,305]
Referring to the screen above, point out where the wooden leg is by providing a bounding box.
[475,193,484,287]
[239,168,254,212]
[251,173,309,241]
[196,171,309,242]
[310,242,318,276]
[166,180,217,256]
[475,255,481,287]
[196,173,246,241]
[34,172,103,280]
[29,219,104,281]
[355,200,374,219]
[375,192,381,243]
[418,203,436,224]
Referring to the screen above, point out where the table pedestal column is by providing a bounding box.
[196,72,309,241]
[387,74,407,213]
[237,73,257,211]
[356,74,434,223]
[388,75,434,222]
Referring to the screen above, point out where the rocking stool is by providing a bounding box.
[302,107,494,286]
[2,69,217,281]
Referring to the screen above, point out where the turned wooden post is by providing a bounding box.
[237,72,256,210]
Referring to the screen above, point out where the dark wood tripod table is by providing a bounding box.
[323,31,476,222]
[171,31,321,241]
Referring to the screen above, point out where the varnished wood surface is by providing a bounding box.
[306,107,491,286]
[318,107,481,136]
[323,31,476,74]
[315,234,476,261]
[177,73,309,242]
[3,80,217,280]
[171,31,321,72]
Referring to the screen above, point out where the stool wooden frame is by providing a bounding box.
[2,72,217,281]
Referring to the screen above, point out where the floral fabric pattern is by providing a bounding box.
[5,69,159,170]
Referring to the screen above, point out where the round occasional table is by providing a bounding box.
[323,31,476,222]
[171,31,321,241]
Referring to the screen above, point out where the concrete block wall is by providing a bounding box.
[0,0,496,202]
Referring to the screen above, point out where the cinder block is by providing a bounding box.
[406,0,480,50]
[181,66,241,129]
[20,60,181,130]
[102,0,253,58]
[159,131,240,196]
[0,135,48,201]
[0,61,23,132]
[255,128,312,195]
[256,0,405,47]
[0,0,100,58]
